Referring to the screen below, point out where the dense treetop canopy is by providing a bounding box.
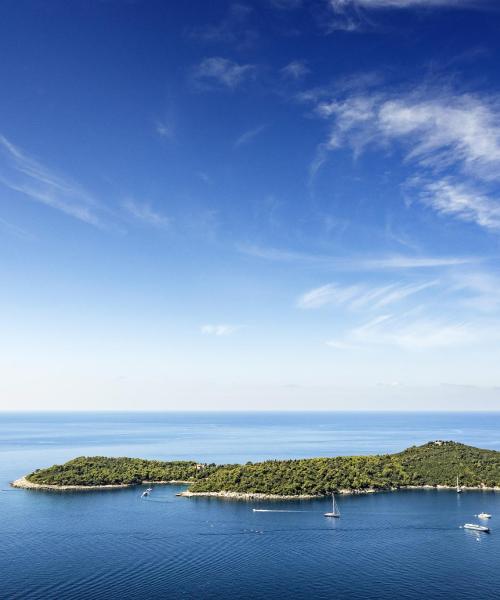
[26,442,500,495]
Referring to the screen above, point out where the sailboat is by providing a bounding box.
[324,493,340,518]
[456,476,462,494]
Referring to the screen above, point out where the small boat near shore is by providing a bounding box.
[463,523,490,533]
[141,487,153,498]
[324,493,340,518]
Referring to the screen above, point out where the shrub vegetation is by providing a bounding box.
[26,441,500,494]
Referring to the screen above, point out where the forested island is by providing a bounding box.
[12,441,500,497]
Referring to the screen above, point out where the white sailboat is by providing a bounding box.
[456,476,462,494]
[324,493,340,518]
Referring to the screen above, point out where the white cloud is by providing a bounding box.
[297,280,437,309]
[122,199,170,229]
[201,324,240,336]
[155,121,174,140]
[326,0,488,31]
[234,124,267,148]
[192,57,256,90]
[330,0,480,8]
[352,315,472,349]
[361,255,475,269]
[188,4,256,46]
[239,244,479,269]
[311,90,500,231]
[419,179,500,231]
[0,216,32,240]
[318,94,500,178]
[0,134,104,227]
[281,60,310,80]
[327,313,494,350]
[298,283,360,308]
[450,270,500,312]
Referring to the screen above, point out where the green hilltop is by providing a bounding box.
[25,441,500,495]
[26,457,218,487]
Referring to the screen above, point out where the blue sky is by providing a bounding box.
[2,0,500,410]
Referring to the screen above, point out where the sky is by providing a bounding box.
[1,0,500,411]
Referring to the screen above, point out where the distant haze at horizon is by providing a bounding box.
[4,384,500,412]
[2,1,500,411]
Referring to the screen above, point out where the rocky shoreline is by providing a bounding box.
[178,484,500,500]
[180,488,378,500]
[11,476,192,491]
[179,490,318,500]
[11,478,500,497]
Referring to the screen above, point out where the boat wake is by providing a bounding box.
[252,509,317,513]
[142,498,173,503]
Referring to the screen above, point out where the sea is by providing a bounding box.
[2,411,500,599]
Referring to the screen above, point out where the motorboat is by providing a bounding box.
[463,523,490,533]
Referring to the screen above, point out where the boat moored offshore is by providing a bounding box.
[463,523,490,533]
[324,493,341,518]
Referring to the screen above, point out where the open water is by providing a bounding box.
[2,411,500,599]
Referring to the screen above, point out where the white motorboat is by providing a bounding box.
[463,523,490,533]
[477,513,492,519]
[324,493,340,518]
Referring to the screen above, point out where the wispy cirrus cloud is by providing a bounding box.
[239,243,480,269]
[187,4,257,47]
[281,60,310,80]
[155,120,174,140]
[122,199,170,229]
[450,270,500,312]
[330,0,485,8]
[326,314,476,350]
[326,0,491,32]
[234,124,267,148]
[0,216,33,240]
[419,178,500,231]
[310,88,500,232]
[316,93,500,176]
[201,324,241,336]
[0,134,105,228]
[192,57,257,90]
[326,312,498,350]
[297,280,437,309]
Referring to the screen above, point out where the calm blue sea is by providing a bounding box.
[2,412,500,599]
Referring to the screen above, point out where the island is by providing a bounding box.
[11,441,500,498]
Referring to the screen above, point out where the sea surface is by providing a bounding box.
[2,411,500,599]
